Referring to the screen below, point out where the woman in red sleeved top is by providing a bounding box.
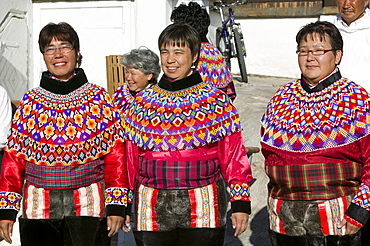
[0,22,129,246]
[261,21,370,245]
[123,23,253,246]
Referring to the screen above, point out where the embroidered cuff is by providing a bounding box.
[105,187,128,206]
[345,202,370,226]
[0,192,22,212]
[344,214,364,228]
[229,182,251,202]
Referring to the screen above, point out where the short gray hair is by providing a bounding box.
[120,46,161,84]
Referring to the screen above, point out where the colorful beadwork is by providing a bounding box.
[105,187,128,206]
[0,192,22,211]
[123,82,242,151]
[261,78,370,152]
[230,182,251,202]
[6,83,124,166]
[352,183,370,211]
[113,84,134,116]
[197,42,233,89]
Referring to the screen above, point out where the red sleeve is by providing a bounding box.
[124,140,139,191]
[103,142,128,189]
[218,132,253,186]
[0,151,27,194]
[359,134,370,186]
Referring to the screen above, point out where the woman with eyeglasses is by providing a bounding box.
[0,22,130,246]
[261,21,370,245]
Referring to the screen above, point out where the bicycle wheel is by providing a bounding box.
[216,27,231,68]
[233,27,248,82]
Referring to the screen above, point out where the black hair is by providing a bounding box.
[38,22,82,67]
[158,23,201,60]
[296,21,343,53]
[170,2,210,37]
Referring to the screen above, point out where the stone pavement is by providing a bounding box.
[229,74,292,246]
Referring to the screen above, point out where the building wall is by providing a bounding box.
[1,0,341,93]
[0,0,33,100]
[32,0,173,89]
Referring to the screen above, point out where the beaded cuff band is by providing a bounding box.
[0,192,22,211]
[229,183,251,202]
[105,187,128,206]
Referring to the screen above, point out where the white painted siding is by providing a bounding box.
[0,0,32,100]
[33,1,133,89]
[1,0,338,93]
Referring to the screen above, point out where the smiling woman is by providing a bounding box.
[0,22,130,246]
[113,47,160,115]
[261,21,370,246]
[122,23,253,246]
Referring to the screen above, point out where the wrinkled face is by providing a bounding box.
[337,0,369,25]
[298,33,342,86]
[124,67,153,92]
[160,43,198,81]
[43,37,78,81]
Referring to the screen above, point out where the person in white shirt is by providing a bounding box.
[333,0,370,92]
[0,85,11,151]
[334,2,370,244]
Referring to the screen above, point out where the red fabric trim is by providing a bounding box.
[276,199,284,234]
[74,189,81,216]
[318,202,330,235]
[344,214,364,227]
[188,189,197,227]
[151,189,159,231]
[97,182,104,217]
[44,189,50,219]
[212,182,219,227]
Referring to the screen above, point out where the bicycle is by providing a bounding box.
[211,0,248,83]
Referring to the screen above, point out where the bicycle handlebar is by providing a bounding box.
[212,0,247,9]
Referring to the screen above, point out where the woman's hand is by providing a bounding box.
[231,212,249,236]
[107,215,124,237]
[121,215,131,233]
[0,220,14,244]
[338,218,361,235]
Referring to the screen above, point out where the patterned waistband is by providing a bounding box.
[138,157,220,189]
[25,159,104,189]
[267,162,361,200]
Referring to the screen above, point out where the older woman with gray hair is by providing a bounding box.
[113,46,160,246]
[113,46,161,113]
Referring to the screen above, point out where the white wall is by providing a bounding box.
[238,18,317,78]
[27,0,339,90]
[170,1,337,79]
[32,0,171,90]
[0,0,33,100]
[208,4,337,79]
[33,1,133,89]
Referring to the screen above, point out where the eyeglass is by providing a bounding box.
[296,48,334,56]
[44,45,74,55]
